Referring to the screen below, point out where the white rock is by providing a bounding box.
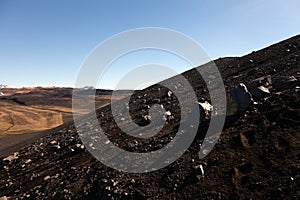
[143,115,151,121]
[25,159,32,164]
[50,140,57,145]
[44,176,51,181]
[258,86,270,94]
[198,101,213,112]
[165,111,171,116]
[3,152,19,162]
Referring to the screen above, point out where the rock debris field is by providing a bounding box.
[0,35,300,199]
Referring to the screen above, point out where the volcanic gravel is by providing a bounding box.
[0,35,299,199]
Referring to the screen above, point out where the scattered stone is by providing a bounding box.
[165,111,171,116]
[199,165,204,177]
[198,101,213,121]
[143,115,151,121]
[3,152,19,162]
[163,110,174,122]
[50,140,58,145]
[247,75,272,89]
[75,144,84,149]
[246,75,272,99]
[24,159,32,164]
[29,172,37,181]
[102,179,108,183]
[124,140,138,150]
[251,85,271,99]
[194,164,205,179]
[167,90,173,97]
[48,145,61,153]
[273,76,298,90]
[227,83,253,116]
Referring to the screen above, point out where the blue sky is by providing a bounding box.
[0,0,299,89]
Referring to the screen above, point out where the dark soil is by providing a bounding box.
[0,35,299,199]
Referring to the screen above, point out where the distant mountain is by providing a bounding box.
[0,84,8,88]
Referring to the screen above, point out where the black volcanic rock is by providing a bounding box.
[273,76,299,90]
[0,35,300,199]
[227,83,254,116]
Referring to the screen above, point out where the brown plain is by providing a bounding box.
[0,87,126,137]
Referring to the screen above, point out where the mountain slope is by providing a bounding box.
[0,34,299,199]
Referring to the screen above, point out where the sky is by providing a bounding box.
[0,0,300,89]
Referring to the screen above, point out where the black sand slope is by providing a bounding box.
[0,35,299,199]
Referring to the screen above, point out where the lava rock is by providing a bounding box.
[251,85,271,99]
[227,83,254,116]
[247,75,272,89]
[48,145,61,153]
[273,76,298,90]
[246,76,272,99]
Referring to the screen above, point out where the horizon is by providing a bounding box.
[1,32,299,91]
[1,0,300,89]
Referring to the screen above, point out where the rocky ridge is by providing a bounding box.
[0,35,299,199]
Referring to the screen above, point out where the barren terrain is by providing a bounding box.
[0,88,128,136]
[0,35,299,199]
[0,88,130,157]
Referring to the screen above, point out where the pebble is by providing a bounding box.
[3,152,19,162]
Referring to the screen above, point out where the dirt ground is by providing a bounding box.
[0,35,299,199]
[0,101,64,135]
